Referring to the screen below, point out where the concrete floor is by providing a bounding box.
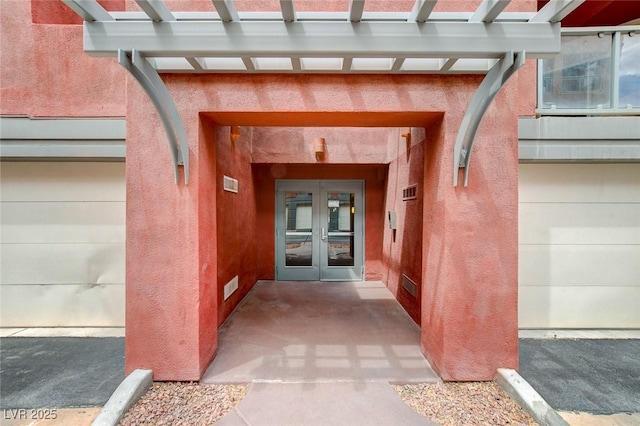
[201,281,439,384]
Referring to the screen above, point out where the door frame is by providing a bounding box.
[275,179,365,281]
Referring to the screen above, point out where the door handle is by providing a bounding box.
[321,227,327,241]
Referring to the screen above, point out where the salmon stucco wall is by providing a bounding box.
[125,66,533,380]
[197,119,219,373]
[383,127,427,324]
[213,124,258,325]
[0,0,125,118]
[250,127,391,164]
[420,65,534,379]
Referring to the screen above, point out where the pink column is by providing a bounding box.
[420,67,533,380]
[124,79,218,380]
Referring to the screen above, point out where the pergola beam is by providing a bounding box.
[279,0,296,22]
[64,0,573,187]
[440,58,458,71]
[135,0,174,22]
[186,57,204,71]
[82,21,560,59]
[342,58,353,72]
[62,0,113,21]
[391,58,405,72]
[349,0,366,22]
[242,57,256,71]
[469,0,511,23]
[530,0,586,23]
[408,0,438,23]
[211,0,239,21]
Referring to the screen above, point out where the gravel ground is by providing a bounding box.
[119,383,246,425]
[394,382,538,426]
[119,381,537,425]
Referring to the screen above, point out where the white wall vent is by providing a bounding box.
[223,175,238,193]
[402,184,417,201]
[224,276,239,300]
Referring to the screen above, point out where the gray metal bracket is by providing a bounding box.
[453,50,525,186]
[117,49,190,184]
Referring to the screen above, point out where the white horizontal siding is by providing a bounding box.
[0,162,125,327]
[519,163,640,203]
[519,286,640,329]
[0,162,125,202]
[0,284,125,327]
[519,245,640,287]
[1,201,124,243]
[520,203,640,245]
[519,163,640,329]
[1,243,124,285]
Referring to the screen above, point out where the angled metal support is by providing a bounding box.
[453,50,525,186]
[118,50,190,184]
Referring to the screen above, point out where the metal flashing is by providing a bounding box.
[518,116,640,162]
[0,117,126,160]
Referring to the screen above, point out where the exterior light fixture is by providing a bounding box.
[230,126,241,143]
[313,137,326,161]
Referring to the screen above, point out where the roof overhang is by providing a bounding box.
[63,0,585,185]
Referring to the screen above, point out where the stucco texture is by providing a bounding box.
[0,1,125,117]
[125,64,534,380]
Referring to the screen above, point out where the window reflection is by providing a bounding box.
[620,34,640,108]
[327,192,355,267]
[541,35,611,109]
[539,31,640,111]
[285,192,313,266]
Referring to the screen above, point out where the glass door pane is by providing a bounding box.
[326,192,355,267]
[320,181,364,281]
[276,182,320,281]
[285,192,313,267]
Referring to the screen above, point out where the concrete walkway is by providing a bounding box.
[217,382,437,425]
[203,281,439,424]
[202,281,439,384]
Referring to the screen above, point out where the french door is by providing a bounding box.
[276,180,364,281]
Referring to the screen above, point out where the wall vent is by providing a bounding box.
[402,184,417,201]
[224,276,239,300]
[402,274,418,298]
[223,175,238,193]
